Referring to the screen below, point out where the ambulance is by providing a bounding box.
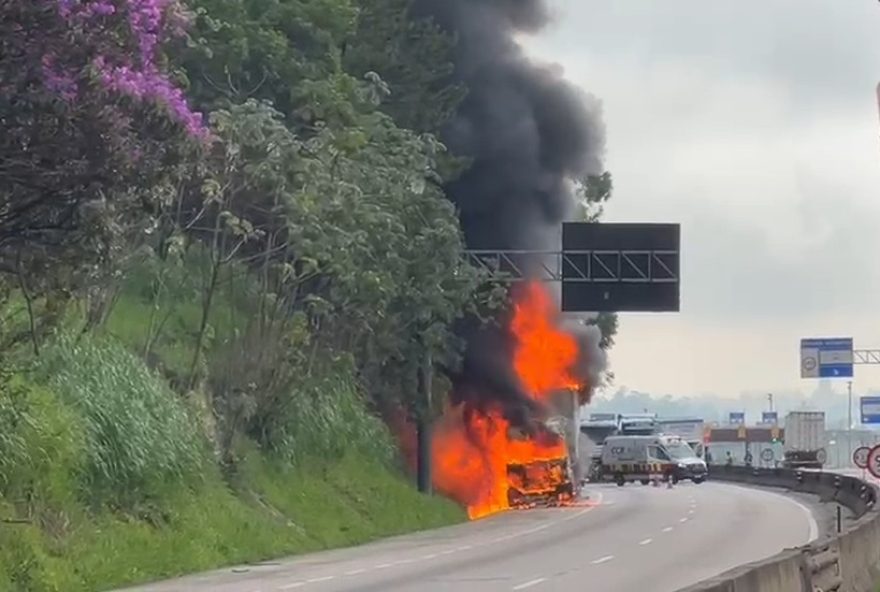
[599,434,708,486]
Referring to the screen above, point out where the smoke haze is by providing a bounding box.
[414,0,608,426]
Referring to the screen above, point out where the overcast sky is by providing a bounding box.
[523,0,880,398]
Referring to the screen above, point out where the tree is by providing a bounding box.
[0,0,204,350]
[575,171,613,222]
[178,0,358,127]
[343,0,465,134]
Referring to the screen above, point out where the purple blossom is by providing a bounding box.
[41,54,78,101]
[43,0,209,139]
[58,0,116,20]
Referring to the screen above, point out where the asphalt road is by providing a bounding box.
[116,482,818,592]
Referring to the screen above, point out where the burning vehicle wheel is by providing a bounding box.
[615,473,625,487]
[694,477,705,484]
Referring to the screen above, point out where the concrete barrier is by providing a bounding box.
[674,466,880,592]
[676,549,810,592]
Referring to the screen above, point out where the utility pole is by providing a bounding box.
[847,380,854,466]
[767,393,774,413]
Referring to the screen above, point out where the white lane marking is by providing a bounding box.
[722,484,820,542]
[273,491,608,586]
[679,517,688,523]
[662,526,674,532]
[591,555,615,565]
[482,491,605,547]
[688,508,695,514]
[638,538,653,546]
[787,496,820,542]
[512,577,547,590]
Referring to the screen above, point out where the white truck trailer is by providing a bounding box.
[783,411,826,469]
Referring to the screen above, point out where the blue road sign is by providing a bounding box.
[861,396,880,425]
[761,411,778,425]
[729,412,745,425]
[800,338,854,379]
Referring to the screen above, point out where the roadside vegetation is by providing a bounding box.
[0,1,615,590]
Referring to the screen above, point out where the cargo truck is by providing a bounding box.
[782,411,826,469]
[505,416,576,508]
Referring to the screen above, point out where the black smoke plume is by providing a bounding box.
[414,0,608,427]
[414,0,605,250]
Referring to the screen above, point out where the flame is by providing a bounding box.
[431,282,582,519]
[511,282,580,396]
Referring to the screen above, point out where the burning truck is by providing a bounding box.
[505,416,577,509]
[429,283,596,519]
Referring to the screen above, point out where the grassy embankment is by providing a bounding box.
[0,280,464,592]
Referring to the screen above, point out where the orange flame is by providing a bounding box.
[511,282,580,396]
[431,282,582,519]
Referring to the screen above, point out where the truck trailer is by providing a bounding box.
[782,411,826,469]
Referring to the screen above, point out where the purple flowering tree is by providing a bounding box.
[0,0,205,347]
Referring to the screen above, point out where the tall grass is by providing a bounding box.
[268,371,397,467]
[0,368,84,509]
[29,334,205,505]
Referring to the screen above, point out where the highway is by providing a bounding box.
[116,482,818,592]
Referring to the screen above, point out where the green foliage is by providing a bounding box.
[0,0,614,587]
[29,335,205,506]
[0,337,463,592]
[180,0,359,121]
[343,0,465,133]
[0,450,462,592]
[0,369,84,514]
[257,366,396,465]
[576,171,614,222]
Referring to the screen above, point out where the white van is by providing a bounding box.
[600,435,708,485]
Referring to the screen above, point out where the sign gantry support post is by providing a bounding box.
[848,380,854,467]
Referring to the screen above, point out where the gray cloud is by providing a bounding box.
[539,0,880,111]
[521,0,880,396]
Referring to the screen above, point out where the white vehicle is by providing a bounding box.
[783,411,826,469]
[599,435,708,486]
[657,417,705,457]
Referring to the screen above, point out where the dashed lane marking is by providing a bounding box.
[638,538,653,546]
[512,577,547,590]
[679,517,688,523]
[591,555,614,565]
[662,527,674,532]
[266,493,607,589]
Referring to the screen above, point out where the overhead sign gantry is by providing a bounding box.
[465,222,681,312]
